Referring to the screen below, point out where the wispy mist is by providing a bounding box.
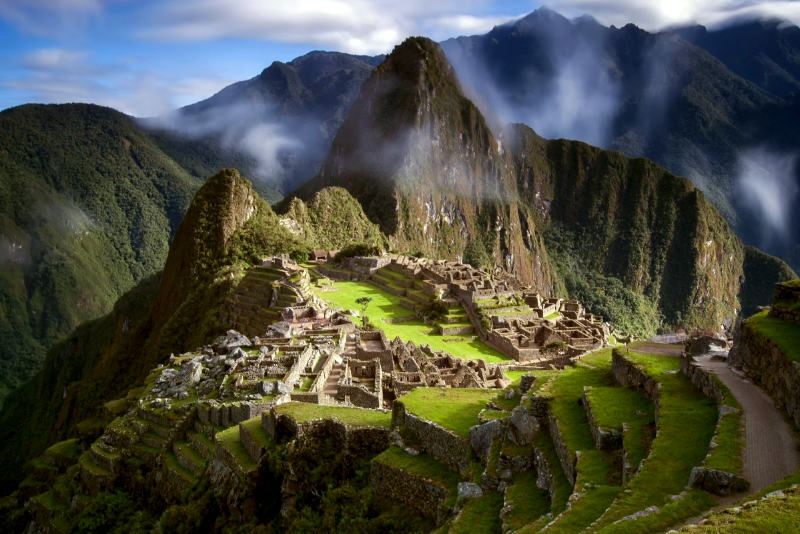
[444,16,620,146]
[736,146,799,246]
[147,100,305,188]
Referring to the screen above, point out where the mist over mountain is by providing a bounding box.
[144,51,383,195]
[440,7,800,271]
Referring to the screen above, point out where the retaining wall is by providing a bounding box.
[392,402,471,475]
[729,321,800,428]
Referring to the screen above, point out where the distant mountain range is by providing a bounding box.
[440,8,800,270]
[145,8,800,271]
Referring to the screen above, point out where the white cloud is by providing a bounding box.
[546,1,800,30]
[6,48,233,117]
[142,0,519,54]
[0,0,106,36]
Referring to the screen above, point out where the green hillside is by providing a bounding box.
[0,104,202,405]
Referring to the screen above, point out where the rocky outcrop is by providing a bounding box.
[689,466,749,496]
[470,419,505,464]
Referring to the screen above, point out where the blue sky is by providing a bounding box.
[1,0,798,116]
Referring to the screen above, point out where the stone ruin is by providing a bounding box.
[335,330,511,408]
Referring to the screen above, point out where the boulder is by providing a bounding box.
[457,482,483,501]
[469,419,504,463]
[689,467,750,496]
[213,330,252,352]
[508,406,539,446]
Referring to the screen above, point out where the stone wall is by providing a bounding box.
[729,321,800,428]
[582,387,622,450]
[310,352,337,393]
[198,400,271,428]
[369,457,451,525]
[283,346,316,388]
[611,349,661,427]
[392,402,471,475]
[547,408,576,486]
[261,409,391,457]
[680,354,725,404]
[768,281,800,324]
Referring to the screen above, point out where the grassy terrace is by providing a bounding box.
[517,431,572,533]
[400,387,497,438]
[503,471,551,531]
[312,279,510,363]
[747,310,800,362]
[585,385,654,472]
[704,376,743,475]
[274,402,391,428]
[216,426,256,471]
[589,350,718,533]
[538,349,618,486]
[447,492,504,534]
[240,417,273,449]
[373,446,459,506]
[677,485,800,533]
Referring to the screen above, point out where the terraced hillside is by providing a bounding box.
[8,340,783,533]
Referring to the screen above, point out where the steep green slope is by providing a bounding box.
[509,126,744,330]
[0,168,374,493]
[295,37,560,294]
[281,186,386,249]
[0,103,201,405]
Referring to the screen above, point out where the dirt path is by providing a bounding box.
[694,354,800,491]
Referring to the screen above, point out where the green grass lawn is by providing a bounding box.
[275,402,391,428]
[585,385,655,473]
[747,310,800,362]
[704,376,744,475]
[314,280,511,363]
[589,350,718,532]
[517,430,573,533]
[400,388,497,438]
[215,426,256,471]
[448,491,504,534]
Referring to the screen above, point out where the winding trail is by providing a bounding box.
[693,353,800,491]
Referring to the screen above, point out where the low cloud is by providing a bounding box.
[149,100,304,187]
[736,146,799,245]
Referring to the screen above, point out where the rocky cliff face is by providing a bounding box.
[296,37,559,294]
[508,126,744,328]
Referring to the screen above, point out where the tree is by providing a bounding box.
[463,239,491,270]
[355,296,372,328]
